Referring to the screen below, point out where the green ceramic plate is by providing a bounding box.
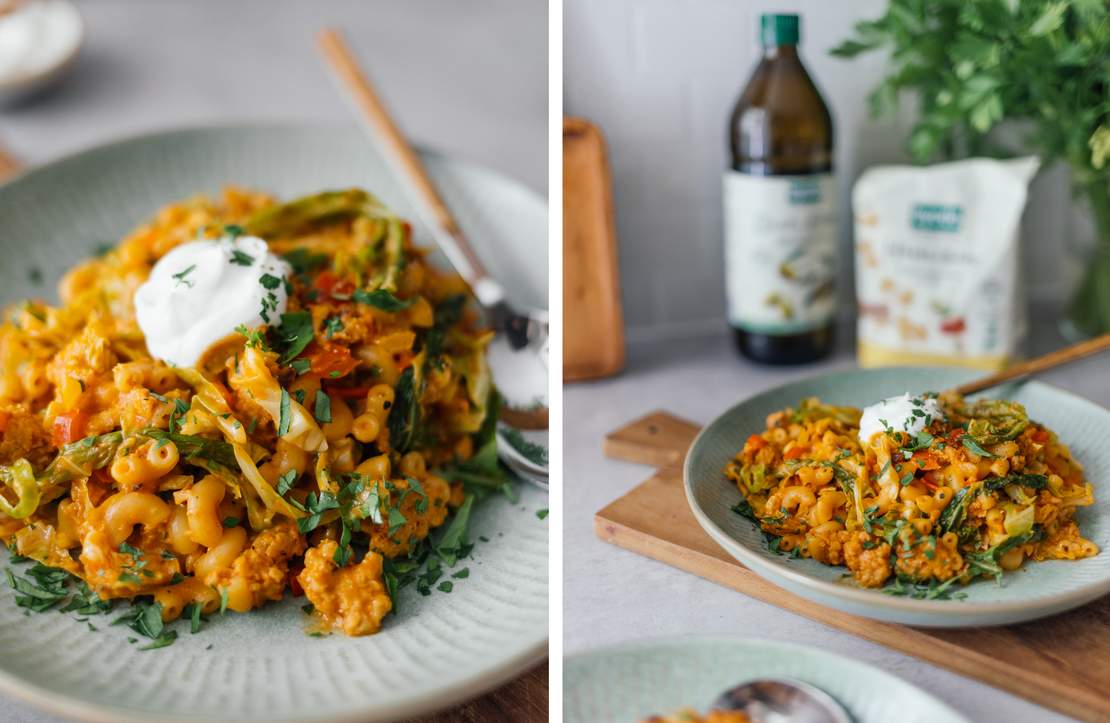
[564,636,969,723]
[0,124,548,722]
[684,366,1110,627]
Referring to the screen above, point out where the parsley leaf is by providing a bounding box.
[259,273,283,290]
[323,316,344,339]
[278,388,291,437]
[283,248,329,275]
[229,249,254,266]
[275,311,314,364]
[172,265,196,288]
[352,288,414,312]
[314,391,332,424]
[501,427,548,466]
[295,490,340,534]
[276,469,298,496]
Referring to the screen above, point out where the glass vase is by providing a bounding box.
[1062,187,1110,340]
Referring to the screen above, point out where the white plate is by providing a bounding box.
[0,123,548,722]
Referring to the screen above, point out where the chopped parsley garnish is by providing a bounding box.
[224,224,245,240]
[501,427,548,466]
[314,391,332,424]
[229,249,255,266]
[233,324,267,348]
[113,600,177,650]
[536,509,549,520]
[388,507,408,535]
[352,288,414,312]
[333,518,354,567]
[167,398,189,434]
[172,264,197,288]
[323,315,344,339]
[278,388,291,437]
[290,358,311,375]
[189,602,204,634]
[296,490,340,534]
[275,311,314,364]
[276,469,298,496]
[222,516,240,528]
[259,273,283,290]
[283,248,329,274]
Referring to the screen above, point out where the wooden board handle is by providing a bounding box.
[602,411,701,467]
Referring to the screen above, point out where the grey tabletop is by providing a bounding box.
[0,2,545,722]
[564,305,1107,723]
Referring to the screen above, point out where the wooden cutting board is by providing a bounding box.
[563,117,625,381]
[596,411,1110,722]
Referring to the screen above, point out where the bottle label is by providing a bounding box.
[723,171,837,334]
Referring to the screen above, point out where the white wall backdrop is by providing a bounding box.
[565,0,1086,340]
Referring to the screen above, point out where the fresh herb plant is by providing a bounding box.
[832,0,1110,335]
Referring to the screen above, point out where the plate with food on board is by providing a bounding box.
[684,365,1110,627]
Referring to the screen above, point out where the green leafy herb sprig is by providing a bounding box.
[831,0,1110,334]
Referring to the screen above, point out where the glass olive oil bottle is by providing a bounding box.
[724,13,836,364]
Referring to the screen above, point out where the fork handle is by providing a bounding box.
[317,28,505,308]
[0,142,23,183]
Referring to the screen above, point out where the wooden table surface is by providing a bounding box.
[408,662,548,723]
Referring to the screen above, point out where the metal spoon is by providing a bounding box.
[497,426,548,489]
[498,435,548,490]
[712,678,852,723]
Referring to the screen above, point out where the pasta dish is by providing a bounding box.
[726,392,1098,596]
[0,187,505,644]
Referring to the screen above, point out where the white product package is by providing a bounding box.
[853,157,1039,370]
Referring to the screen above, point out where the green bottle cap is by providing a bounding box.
[760,13,799,46]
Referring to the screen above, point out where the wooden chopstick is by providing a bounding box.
[954,332,1110,396]
[0,141,23,183]
[316,28,489,284]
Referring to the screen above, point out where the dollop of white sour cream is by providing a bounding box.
[134,235,292,367]
[858,393,944,445]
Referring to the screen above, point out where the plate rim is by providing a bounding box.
[0,118,546,197]
[0,122,548,722]
[564,634,970,723]
[683,365,1110,623]
[0,634,546,723]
